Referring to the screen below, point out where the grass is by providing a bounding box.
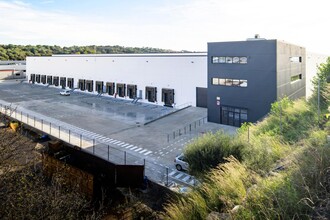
[163,97,330,219]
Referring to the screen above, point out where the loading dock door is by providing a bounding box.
[116,83,126,97]
[36,74,41,83]
[95,81,104,94]
[60,77,66,89]
[30,74,36,83]
[41,75,46,84]
[53,77,59,86]
[106,82,115,95]
[145,86,157,102]
[162,88,175,107]
[47,75,52,85]
[127,84,137,99]
[67,78,74,89]
[78,79,86,90]
[86,80,94,92]
[196,87,207,108]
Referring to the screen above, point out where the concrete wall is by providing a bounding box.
[276,40,306,100]
[207,40,277,124]
[0,64,26,80]
[26,54,207,107]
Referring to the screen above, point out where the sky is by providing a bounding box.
[0,0,330,54]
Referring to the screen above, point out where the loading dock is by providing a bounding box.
[41,75,46,84]
[95,81,104,94]
[53,76,59,86]
[116,83,126,97]
[78,79,86,90]
[145,86,157,102]
[47,75,52,85]
[86,80,94,92]
[67,78,74,89]
[30,74,36,83]
[60,77,66,89]
[162,88,175,107]
[36,74,41,83]
[127,84,137,99]
[106,82,115,95]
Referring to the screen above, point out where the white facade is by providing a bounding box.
[0,61,26,80]
[26,53,207,107]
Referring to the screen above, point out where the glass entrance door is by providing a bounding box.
[221,106,248,127]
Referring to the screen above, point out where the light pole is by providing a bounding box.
[318,79,320,125]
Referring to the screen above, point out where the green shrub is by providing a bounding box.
[184,131,246,176]
[164,192,208,220]
[164,157,257,220]
[255,99,317,143]
[236,173,308,220]
[241,133,291,174]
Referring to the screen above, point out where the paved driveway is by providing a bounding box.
[0,80,237,186]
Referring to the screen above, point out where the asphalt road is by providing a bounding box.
[0,80,237,186]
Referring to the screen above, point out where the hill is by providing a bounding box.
[0,44,184,61]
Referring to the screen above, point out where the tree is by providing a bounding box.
[309,57,330,113]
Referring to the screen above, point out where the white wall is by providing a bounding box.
[26,54,207,107]
[0,64,26,79]
[306,52,328,98]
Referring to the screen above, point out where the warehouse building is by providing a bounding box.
[26,53,207,108]
[26,38,327,127]
[0,61,26,80]
[208,38,307,126]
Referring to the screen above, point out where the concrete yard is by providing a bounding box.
[0,80,237,185]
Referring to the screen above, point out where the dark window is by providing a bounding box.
[211,78,247,87]
[211,56,247,64]
[221,106,248,127]
[291,74,302,82]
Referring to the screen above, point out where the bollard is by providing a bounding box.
[80,134,82,148]
[27,114,29,124]
[41,119,43,131]
[167,134,169,142]
[166,167,169,187]
[50,122,52,134]
[93,139,95,154]
[108,145,110,161]
[124,151,127,165]
[59,126,61,138]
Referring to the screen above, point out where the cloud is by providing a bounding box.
[0,0,330,53]
[40,0,54,4]
[12,0,30,7]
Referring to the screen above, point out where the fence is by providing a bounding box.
[166,116,207,142]
[0,101,197,188]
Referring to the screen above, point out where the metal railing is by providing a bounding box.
[0,101,197,188]
[167,116,207,142]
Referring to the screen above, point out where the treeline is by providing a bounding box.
[0,44,179,61]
